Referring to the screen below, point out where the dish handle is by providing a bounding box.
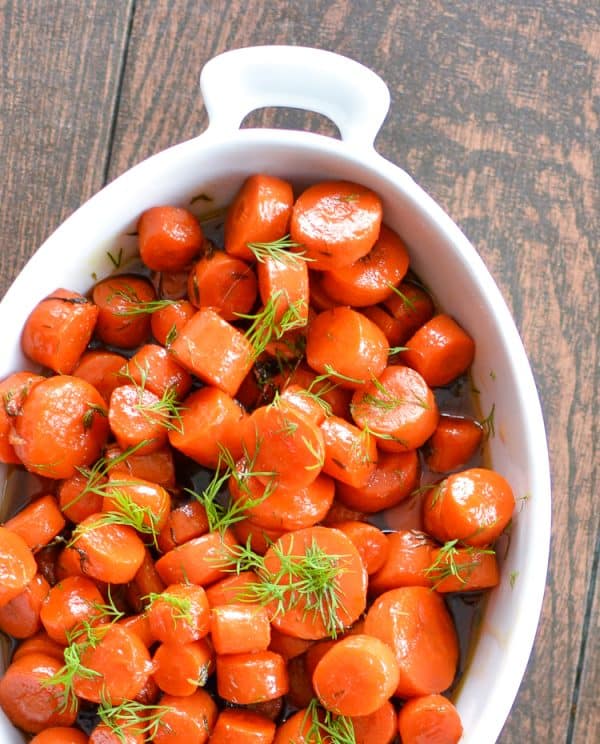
[200,45,390,149]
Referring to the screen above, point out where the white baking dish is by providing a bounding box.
[0,46,550,743]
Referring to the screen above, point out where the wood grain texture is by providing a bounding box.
[0,0,133,296]
[0,0,598,741]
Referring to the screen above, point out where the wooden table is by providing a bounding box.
[1,2,597,741]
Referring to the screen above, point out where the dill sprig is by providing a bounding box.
[303,697,356,743]
[355,377,430,412]
[92,587,125,624]
[480,403,496,441]
[388,345,409,355]
[119,362,186,434]
[424,539,496,590]
[115,298,178,317]
[246,234,309,264]
[97,699,173,741]
[311,364,365,388]
[223,536,349,639]
[387,282,416,311]
[83,403,108,431]
[238,293,308,359]
[144,592,193,623]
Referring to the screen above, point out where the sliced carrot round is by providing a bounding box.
[157,500,209,554]
[210,603,271,655]
[72,350,127,405]
[216,650,288,704]
[152,689,218,743]
[121,343,192,399]
[147,583,209,644]
[0,371,44,464]
[351,700,397,744]
[138,205,203,272]
[152,639,213,696]
[329,521,389,575]
[30,727,88,744]
[210,708,276,744]
[150,299,196,346]
[0,526,37,607]
[383,281,435,345]
[92,275,156,349]
[0,573,49,639]
[155,530,237,587]
[40,575,104,644]
[4,494,66,552]
[369,530,436,595]
[397,694,463,744]
[188,251,258,320]
[108,383,169,455]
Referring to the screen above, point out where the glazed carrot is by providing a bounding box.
[397,694,463,744]
[336,450,419,512]
[350,365,438,451]
[73,623,152,704]
[70,516,146,584]
[117,613,154,648]
[57,471,104,524]
[134,673,160,705]
[423,468,515,546]
[303,639,337,681]
[157,500,209,554]
[152,689,218,743]
[364,586,459,697]
[306,307,389,388]
[102,474,171,533]
[55,546,86,581]
[146,583,210,644]
[229,468,335,532]
[72,350,127,404]
[262,526,367,640]
[320,415,377,488]
[187,251,258,320]
[321,500,367,526]
[231,518,286,557]
[351,700,397,744]
[313,634,400,716]
[4,494,66,552]
[92,275,156,349]
[159,268,191,300]
[105,443,177,492]
[211,708,276,744]
[121,343,192,399]
[0,371,44,463]
[279,383,326,426]
[426,414,484,472]
[129,548,165,599]
[402,314,475,387]
[205,571,259,608]
[153,639,213,696]
[108,384,170,455]
[257,253,310,322]
[0,573,49,638]
[369,531,436,595]
[12,632,65,664]
[150,298,196,346]
[272,708,313,743]
[428,545,500,592]
[21,289,99,375]
[10,375,109,479]
[0,653,78,732]
[211,603,271,654]
[88,723,144,744]
[225,173,294,261]
[309,272,338,311]
[362,304,409,348]
[290,181,383,270]
[30,727,88,744]
[329,521,389,575]
[282,365,352,419]
[269,627,314,661]
[242,400,325,490]
[170,309,254,396]
[0,526,37,607]
[168,387,246,469]
[216,650,289,704]
[320,224,410,306]
[138,205,203,272]
[39,576,103,643]
[155,530,237,586]
[383,281,436,344]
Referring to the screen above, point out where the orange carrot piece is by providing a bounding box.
[30,727,88,744]
[429,546,500,593]
[152,689,217,743]
[11,632,65,664]
[138,205,203,272]
[157,500,209,554]
[216,651,289,704]
[155,530,237,587]
[351,700,397,744]
[0,526,37,607]
[92,274,156,349]
[257,253,310,323]
[383,281,436,344]
[329,521,389,575]
[425,414,484,473]
[369,531,436,595]
[211,603,271,655]
[188,251,258,320]
[4,494,66,552]
[121,343,192,399]
[151,299,196,346]
[40,575,103,644]
[108,383,169,455]
[57,471,104,524]
[72,350,127,404]
[211,709,276,744]
[102,474,171,533]
[397,694,463,744]
[152,639,214,696]
[146,583,210,644]
[105,443,177,492]
[320,415,377,488]
[0,372,44,464]
[269,627,314,661]
[0,573,49,639]
[204,571,259,608]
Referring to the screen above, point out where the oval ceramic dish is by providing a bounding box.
[0,46,550,743]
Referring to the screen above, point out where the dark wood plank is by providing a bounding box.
[572,578,599,742]
[0,0,134,297]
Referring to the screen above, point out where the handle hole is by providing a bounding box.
[240,107,341,139]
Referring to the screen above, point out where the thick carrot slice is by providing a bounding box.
[0,372,45,464]
[0,573,49,639]
[21,289,99,374]
[170,309,254,396]
[40,575,103,644]
[269,627,314,661]
[350,365,438,451]
[205,571,259,609]
[257,253,310,322]
[336,450,419,512]
[211,603,271,654]
[351,700,397,744]
[369,531,436,595]
[55,546,86,581]
[322,500,367,526]
[146,583,210,644]
[290,181,383,271]
[128,547,165,600]
[155,530,237,586]
[0,653,78,732]
[320,225,410,306]
[58,471,104,524]
[280,383,326,427]
[30,727,88,744]
[72,350,128,405]
[117,613,154,648]
[88,722,144,744]
[108,383,169,455]
[4,494,66,552]
[306,307,389,388]
[425,414,483,473]
[10,375,109,479]
[429,546,500,592]
[157,500,209,553]
[281,366,352,419]
[150,299,196,346]
[242,401,325,490]
[273,708,313,743]
[313,634,400,716]
[231,518,285,556]
[152,689,218,743]
[121,343,192,399]
[210,708,276,744]
[364,586,458,697]
[216,650,289,704]
[225,173,294,261]
[320,415,377,488]
[12,632,65,664]
[383,281,436,345]
[188,251,258,320]
[73,623,152,704]
[423,468,515,546]
[168,387,246,468]
[102,474,171,533]
[329,521,389,575]
[138,205,203,271]
[0,526,37,607]
[309,272,338,311]
[402,314,475,387]
[92,275,156,349]
[152,639,214,696]
[70,516,146,584]
[263,526,368,640]
[106,443,176,492]
[397,694,463,744]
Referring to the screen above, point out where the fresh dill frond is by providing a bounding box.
[114,298,178,317]
[238,293,308,359]
[246,235,309,264]
[311,364,365,388]
[386,282,416,311]
[143,592,193,623]
[303,697,356,743]
[424,539,495,590]
[97,698,174,741]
